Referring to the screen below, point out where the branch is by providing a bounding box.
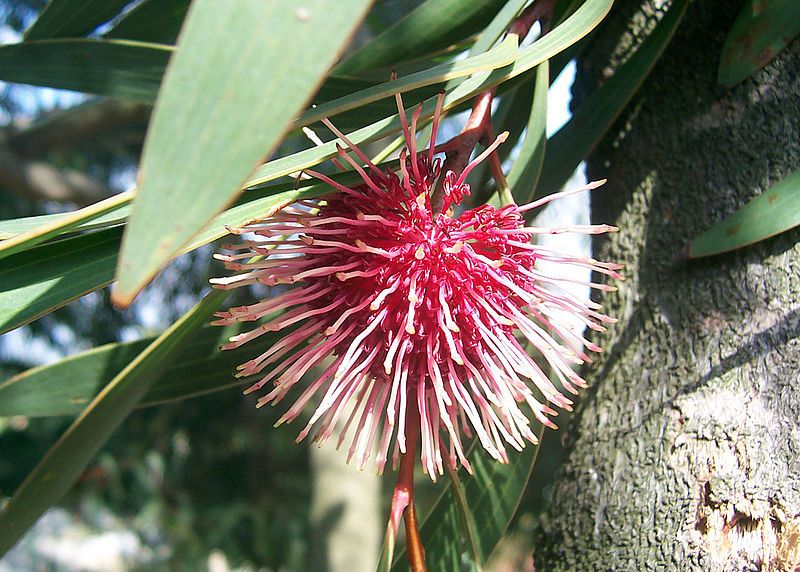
[2,99,150,156]
[0,146,111,205]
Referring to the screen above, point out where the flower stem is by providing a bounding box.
[399,401,426,572]
[432,88,496,213]
[509,0,556,38]
[383,395,427,571]
[430,0,558,212]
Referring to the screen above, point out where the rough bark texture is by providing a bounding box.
[534,1,800,570]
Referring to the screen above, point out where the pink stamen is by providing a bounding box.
[428,91,445,164]
[212,112,621,477]
[455,131,509,188]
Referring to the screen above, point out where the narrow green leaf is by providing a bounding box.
[536,0,687,199]
[0,325,281,417]
[0,39,171,103]
[0,227,119,335]
[0,289,228,556]
[1,0,613,322]
[2,0,609,229]
[24,0,130,40]
[470,79,536,203]
[0,207,130,241]
[0,190,132,261]
[507,60,548,203]
[252,0,614,190]
[440,462,483,567]
[180,183,329,253]
[0,182,323,334]
[104,0,191,44]
[0,160,375,254]
[469,0,531,56]
[112,0,375,307]
[1,0,605,139]
[334,0,506,75]
[0,215,58,239]
[690,169,800,258]
[299,34,519,128]
[0,38,384,113]
[718,0,800,88]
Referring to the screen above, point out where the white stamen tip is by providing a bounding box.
[415,245,425,260]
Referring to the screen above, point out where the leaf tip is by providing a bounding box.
[110,286,135,309]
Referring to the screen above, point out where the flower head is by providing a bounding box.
[211,95,622,479]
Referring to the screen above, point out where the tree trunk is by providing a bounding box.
[308,424,381,571]
[534,1,800,570]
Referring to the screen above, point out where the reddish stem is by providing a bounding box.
[430,0,558,211]
[431,88,496,213]
[399,401,426,572]
[385,397,427,571]
[510,0,556,38]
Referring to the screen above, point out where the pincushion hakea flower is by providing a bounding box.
[211,93,622,480]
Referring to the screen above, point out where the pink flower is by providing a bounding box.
[211,96,621,479]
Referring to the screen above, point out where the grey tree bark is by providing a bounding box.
[308,418,381,572]
[534,1,800,570]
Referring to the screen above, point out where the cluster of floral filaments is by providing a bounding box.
[211,93,622,480]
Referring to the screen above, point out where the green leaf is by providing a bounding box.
[1,0,613,320]
[104,0,191,44]
[0,39,171,103]
[0,325,281,417]
[2,0,609,219]
[251,0,614,191]
[470,79,536,203]
[0,170,372,337]
[0,207,130,242]
[536,0,687,199]
[180,183,329,253]
[507,60,548,204]
[0,289,228,556]
[0,181,325,334]
[689,169,800,258]
[718,0,800,88]
[431,0,531,198]
[0,214,60,239]
[299,34,519,128]
[24,0,130,40]
[112,0,375,307]
[469,0,531,56]
[334,0,506,75]
[389,425,545,571]
[0,227,120,335]
[0,190,132,261]
[0,39,385,114]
